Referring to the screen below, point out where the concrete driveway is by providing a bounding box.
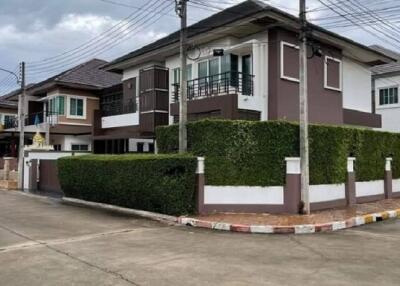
[0,190,399,286]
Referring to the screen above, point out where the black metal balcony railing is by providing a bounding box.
[4,116,18,129]
[101,98,137,117]
[173,71,254,102]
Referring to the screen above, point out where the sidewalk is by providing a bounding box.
[179,199,400,234]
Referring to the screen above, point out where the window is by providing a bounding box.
[198,61,208,78]
[173,65,192,84]
[209,58,220,77]
[379,87,398,105]
[71,144,89,151]
[280,41,300,82]
[49,96,65,115]
[324,56,342,91]
[53,144,62,151]
[69,97,84,117]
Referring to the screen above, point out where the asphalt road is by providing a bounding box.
[0,190,399,286]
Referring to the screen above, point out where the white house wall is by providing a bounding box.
[374,75,400,133]
[50,134,92,151]
[342,57,372,113]
[101,113,139,128]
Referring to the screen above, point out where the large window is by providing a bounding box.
[173,64,192,84]
[379,87,398,105]
[69,97,84,117]
[71,144,89,151]
[49,96,65,115]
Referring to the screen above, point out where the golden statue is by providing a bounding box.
[32,131,45,147]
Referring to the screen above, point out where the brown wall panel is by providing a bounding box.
[268,28,343,125]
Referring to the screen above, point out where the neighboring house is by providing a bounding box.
[0,98,18,156]
[98,0,394,154]
[2,59,121,152]
[370,45,400,133]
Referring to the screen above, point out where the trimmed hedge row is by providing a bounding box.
[58,154,197,215]
[156,120,400,186]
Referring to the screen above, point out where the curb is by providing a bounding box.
[61,197,178,224]
[61,196,400,235]
[178,209,400,234]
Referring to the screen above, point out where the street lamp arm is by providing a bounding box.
[0,67,20,83]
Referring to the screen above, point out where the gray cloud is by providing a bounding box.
[0,0,398,95]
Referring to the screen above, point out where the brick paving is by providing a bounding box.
[194,199,400,226]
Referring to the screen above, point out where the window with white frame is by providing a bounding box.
[280,41,300,82]
[324,56,342,91]
[379,87,398,106]
[172,64,192,84]
[68,97,85,118]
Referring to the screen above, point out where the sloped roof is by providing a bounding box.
[0,83,36,101]
[0,99,17,110]
[370,45,400,75]
[104,0,394,71]
[104,0,265,69]
[28,59,122,94]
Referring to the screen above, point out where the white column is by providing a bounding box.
[386,158,393,172]
[347,157,356,173]
[196,157,205,174]
[285,157,301,174]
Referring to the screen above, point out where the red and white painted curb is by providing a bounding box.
[178,209,400,234]
[61,196,400,235]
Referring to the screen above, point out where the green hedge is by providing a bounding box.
[58,154,197,216]
[156,120,400,186]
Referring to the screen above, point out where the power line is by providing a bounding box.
[27,0,168,68]
[317,0,400,50]
[27,0,174,77]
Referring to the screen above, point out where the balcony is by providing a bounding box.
[172,71,254,102]
[101,98,137,117]
[4,116,18,129]
[4,111,59,130]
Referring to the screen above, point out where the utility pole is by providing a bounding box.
[17,62,26,190]
[176,0,188,153]
[299,0,310,215]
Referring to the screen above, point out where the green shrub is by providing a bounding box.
[156,120,400,186]
[58,154,197,216]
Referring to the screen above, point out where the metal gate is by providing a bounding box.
[38,160,62,193]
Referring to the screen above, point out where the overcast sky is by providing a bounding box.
[0,0,398,95]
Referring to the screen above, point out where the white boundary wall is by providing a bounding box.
[309,184,345,203]
[355,180,385,197]
[204,186,284,205]
[393,179,400,193]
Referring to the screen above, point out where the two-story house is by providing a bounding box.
[2,59,121,151]
[95,0,394,153]
[0,98,18,156]
[370,45,400,133]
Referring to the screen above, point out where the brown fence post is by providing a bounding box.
[196,157,205,215]
[346,157,356,206]
[384,158,393,200]
[284,158,301,214]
